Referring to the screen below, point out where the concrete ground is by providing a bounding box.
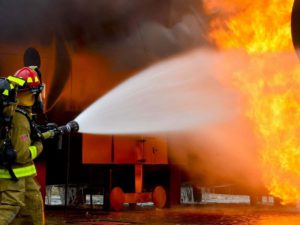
[45,204,300,225]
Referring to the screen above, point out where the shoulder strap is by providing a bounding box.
[15,107,42,141]
[16,107,36,140]
[15,107,33,130]
[15,107,31,121]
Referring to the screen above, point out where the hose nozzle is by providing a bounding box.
[58,120,79,134]
[40,120,79,140]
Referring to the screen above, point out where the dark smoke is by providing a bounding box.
[0,0,211,69]
[0,0,213,114]
[0,0,55,45]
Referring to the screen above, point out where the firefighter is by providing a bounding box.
[9,66,45,225]
[0,76,29,225]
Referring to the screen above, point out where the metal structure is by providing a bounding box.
[83,134,169,210]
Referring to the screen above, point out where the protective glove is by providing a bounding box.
[41,123,61,140]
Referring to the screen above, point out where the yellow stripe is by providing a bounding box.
[10,84,14,89]
[29,145,38,160]
[7,76,25,86]
[2,89,8,96]
[0,164,36,178]
[34,76,39,82]
[27,77,33,83]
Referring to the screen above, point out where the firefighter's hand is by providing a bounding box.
[41,128,61,139]
[41,130,56,139]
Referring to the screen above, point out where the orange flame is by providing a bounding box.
[203,0,300,204]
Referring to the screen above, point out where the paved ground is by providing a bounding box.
[45,204,300,225]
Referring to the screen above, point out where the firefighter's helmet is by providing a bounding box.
[0,78,17,106]
[0,76,25,121]
[14,67,43,94]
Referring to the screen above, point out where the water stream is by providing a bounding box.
[75,49,237,135]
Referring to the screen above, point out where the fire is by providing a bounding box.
[203,0,300,204]
[204,0,293,52]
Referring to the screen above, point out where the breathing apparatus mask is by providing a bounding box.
[30,66,45,114]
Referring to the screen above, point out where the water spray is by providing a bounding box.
[75,49,238,135]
